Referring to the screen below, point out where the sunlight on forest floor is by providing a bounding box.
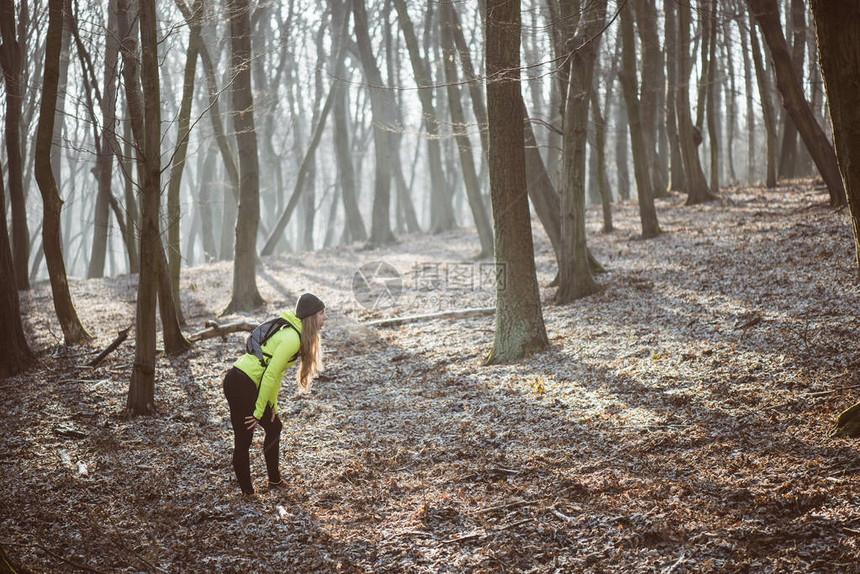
[3,181,860,572]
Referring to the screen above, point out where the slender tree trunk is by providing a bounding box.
[749,13,778,188]
[620,0,660,237]
[198,143,218,262]
[0,0,30,290]
[555,0,606,303]
[223,0,263,313]
[440,1,493,257]
[126,0,161,415]
[736,2,756,184]
[352,0,396,246]
[591,87,613,233]
[121,115,140,272]
[810,1,860,275]
[706,0,719,193]
[615,97,631,201]
[0,163,33,377]
[87,0,120,279]
[664,0,685,191]
[777,0,805,179]
[35,0,92,345]
[449,2,490,165]
[677,2,716,204]
[392,0,453,233]
[165,0,204,323]
[746,0,846,206]
[484,0,549,364]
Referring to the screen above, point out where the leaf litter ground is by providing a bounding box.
[2,182,860,573]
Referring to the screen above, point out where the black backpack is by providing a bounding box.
[246,317,299,367]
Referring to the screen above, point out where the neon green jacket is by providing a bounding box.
[233,311,302,420]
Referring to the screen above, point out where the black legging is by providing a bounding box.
[223,367,282,494]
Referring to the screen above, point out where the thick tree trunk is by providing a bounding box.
[34,0,92,345]
[484,0,549,364]
[352,0,396,246]
[0,0,30,290]
[440,1,493,258]
[619,0,660,238]
[746,0,846,206]
[127,0,161,415]
[223,0,264,313]
[749,13,778,188]
[676,1,716,205]
[664,0,685,192]
[555,0,606,304]
[810,1,860,275]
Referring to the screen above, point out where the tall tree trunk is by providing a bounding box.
[746,0,846,206]
[87,0,120,279]
[676,1,716,205]
[631,0,666,195]
[121,115,140,272]
[35,0,92,345]
[706,0,719,193]
[810,1,860,275]
[352,0,396,246]
[484,0,549,364]
[223,0,264,313]
[0,0,30,290]
[777,0,805,179]
[615,97,631,201]
[619,0,660,237]
[749,12,778,188]
[126,0,161,415]
[0,164,33,377]
[555,0,607,303]
[664,0,685,191]
[736,2,756,183]
[391,0,453,233]
[591,86,613,233]
[440,0,493,257]
[198,143,218,262]
[165,0,204,323]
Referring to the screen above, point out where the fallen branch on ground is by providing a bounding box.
[188,320,257,342]
[88,327,131,367]
[362,307,494,328]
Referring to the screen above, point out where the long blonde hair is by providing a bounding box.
[296,311,323,392]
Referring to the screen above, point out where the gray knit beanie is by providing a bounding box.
[295,293,325,319]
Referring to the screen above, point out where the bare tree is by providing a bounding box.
[749,11,778,188]
[810,0,860,275]
[223,0,264,313]
[746,0,845,207]
[484,0,549,364]
[34,0,92,345]
[0,0,31,289]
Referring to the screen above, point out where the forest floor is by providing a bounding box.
[2,180,860,573]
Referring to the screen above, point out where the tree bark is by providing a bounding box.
[0,0,30,290]
[676,1,716,205]
[352,0,396,246]
[777,0,805,179]
[87,0,120,279]
[591,86,613,233]
[664,0,685,191]
[0,149,34,378]
[484,0,549,364]
[223,0,264,313]
[555,0,606,303]
[749,12,778,188]
[126,0,161,415]
[619,0,660,237]
[810,0,860,275]
[705,0,719,193]
[746,0,846,207]
[392,0,454,234]
[440,0,493,258]
[165,0,204,323]
[34,0,92,345]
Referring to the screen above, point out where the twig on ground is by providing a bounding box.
[88,327,131,367]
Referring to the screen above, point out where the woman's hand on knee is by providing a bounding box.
[244,415,259,430]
